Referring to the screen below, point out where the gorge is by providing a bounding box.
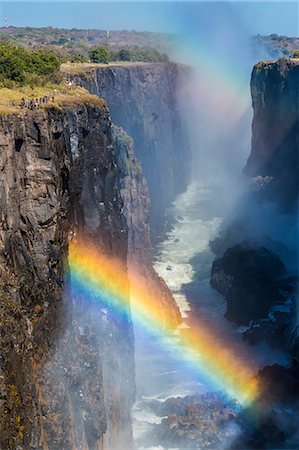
[0,61,189,449]
[0,40,298,450]
[66,62,191,231]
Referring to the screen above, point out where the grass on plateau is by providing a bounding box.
[60,61,152,74]
[0,83,106,115]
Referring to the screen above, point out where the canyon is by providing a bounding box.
[0,61,189,449]
[67,62,191,230]
[0,54,297,450]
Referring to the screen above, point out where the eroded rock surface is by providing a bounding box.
[112,125,181,327]
[0,104,134,449]
[69,63,191,230]
[245,57,299,211]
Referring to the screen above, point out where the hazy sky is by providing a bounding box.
[0,1,297,36]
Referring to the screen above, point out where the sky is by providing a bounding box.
[0,1,297,36]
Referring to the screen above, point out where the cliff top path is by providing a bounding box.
[0,82,106,115]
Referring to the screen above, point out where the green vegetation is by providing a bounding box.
[88,45,168,64]
[118,48,131,61]
[0,33,171,113]
[69,53,88,63]
[0,26,172,86]
[88,46,110,64]
[0,83,106,114]
[0,26,174,59]
[112,47,169,62]
[0,41,60,87]
[254,34,299,59]
[292,49,299,59]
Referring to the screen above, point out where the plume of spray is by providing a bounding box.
[168,3,297,290]
[166,2,294,220]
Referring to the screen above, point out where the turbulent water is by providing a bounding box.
[132,181,289,450]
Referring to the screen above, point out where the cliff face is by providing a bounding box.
[211,57,298,348]
[69,63,191,230]
[245,58,299,211]
[112,126,181,327]
[0,104,134,449]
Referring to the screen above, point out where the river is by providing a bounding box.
[132,181,289,450]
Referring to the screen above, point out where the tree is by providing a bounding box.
[88,47,109,64]
[70,53,87,63]
[0,42,60,86]
[293,49,299,59]
[118,48,131,61]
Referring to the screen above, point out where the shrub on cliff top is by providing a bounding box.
[0,41,60,86]
[292,49,299,58]
[87,45,169,64]
[88,46,109,64]
[115,47,169,62]
[69,53,88,63]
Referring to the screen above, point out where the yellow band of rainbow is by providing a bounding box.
[69,238,260,406]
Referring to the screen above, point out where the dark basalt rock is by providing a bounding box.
[69,62,192,231]
[230,363,299,450]
[244,57,299,212]
[242,276,297,349]
[210,241,286,325]
[113,125,181,328]
[230,417,285,450]
[0,105,134,449]
[256,364,298,404]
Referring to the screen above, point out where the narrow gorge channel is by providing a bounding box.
[133,181,290,450]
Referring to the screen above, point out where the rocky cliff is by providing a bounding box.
[0,101,134,449]
[112,125,181,327]
[68,62,191,231]
[245,57,299,211]
[210,57,298,359]
[212,58,299,258]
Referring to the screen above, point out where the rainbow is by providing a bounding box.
[69,237,260,407]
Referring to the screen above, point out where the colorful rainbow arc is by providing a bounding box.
[68,238,260,407]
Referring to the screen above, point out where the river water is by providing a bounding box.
[132,181,289,450]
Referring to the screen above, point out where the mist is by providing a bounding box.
[135,6,298,446]
[7,1,296,449]
[162,2,298,278]
[170,4,280,183]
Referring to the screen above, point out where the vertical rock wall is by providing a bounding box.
[70,63,191,230]
[0,103,134,449]
[112,126,181,328]
[245,57,299,211]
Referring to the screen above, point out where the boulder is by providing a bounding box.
[211,241,286,324]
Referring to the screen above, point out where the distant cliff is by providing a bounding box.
[68,62,191,230]
[0,102,134,449]
[245,57,299,211]
[211,57,299,256]
[211,57,298,344]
